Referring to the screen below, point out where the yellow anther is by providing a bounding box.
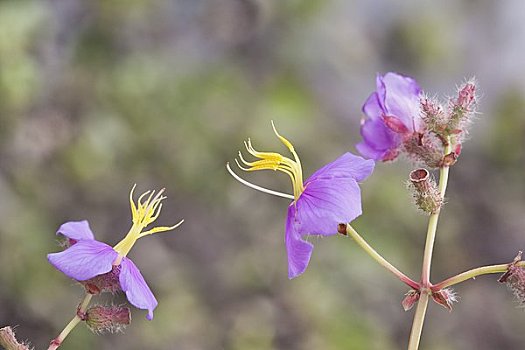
[232,122,305,200]
[113,186,183,259]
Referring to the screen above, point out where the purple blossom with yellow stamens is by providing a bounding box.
[228,122,374,279]
[47,187,183,320]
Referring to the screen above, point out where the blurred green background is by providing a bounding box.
[1,0,525,349]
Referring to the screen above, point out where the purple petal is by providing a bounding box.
[119,257,158,320]
[381,72,421,131]
[306,152,375,183]
[48,240,118,281]
[375,73,388,111]
[56,220,95,241]
[285,205,313,279]
[295,177,362,236]
[357,118,399,160]
[356,141,387,160]
[362,92,383,120]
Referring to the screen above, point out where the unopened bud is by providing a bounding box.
[409,168,442,214]
[431,288,457,311]
[456,82,476,111]
[85,305,131,334]
[82,265,122,295]
[499,251,525,305]
[421,97,448,136]
[448,81,477,133]
[403,133,444,169]
[402,290,420,311]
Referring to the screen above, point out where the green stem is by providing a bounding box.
[346,224,419,290]
[407,292,430,350]
[47,293,93,350]
[432,261,525,290]
[420,163,450,285]
[408,137,452,350]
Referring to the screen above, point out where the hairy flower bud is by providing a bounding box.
[448,81,477,133]
[409,168,442,214]
[499,251,525,305]
[85,305,131,334]
[403,133,444,169]
[421,97,448,136]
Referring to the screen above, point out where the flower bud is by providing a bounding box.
[81,265,122,295]
[499,251,525,305]
[431,288,457,311]
[403,133,444,169]
[456,82,476,110]
[447,81,476,133]
[409,168,442,214]
[85,305,131,334]
[402,290,420,311]
[421,97,448,136]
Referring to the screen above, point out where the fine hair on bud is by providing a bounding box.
[408,168,442,214]
[402,132,444,169]
[420,94,448,135]
[85,305,131,335]
[447,79,478,138]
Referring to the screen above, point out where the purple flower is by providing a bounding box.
[356,72,422,161]
[286,152,374,278]
[48,188,183,320]
[228,122,374,279]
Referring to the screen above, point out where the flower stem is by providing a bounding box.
[345,224,419,290]
[48,293,93,350]
[432,261,525,290]
[408,138,452,350]
[420,163,450,285]
[407,291,429,350]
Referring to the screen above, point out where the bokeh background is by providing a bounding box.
[1,0,525,349]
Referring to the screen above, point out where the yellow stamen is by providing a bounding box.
[113,185,183,260]
[230,121,305,200]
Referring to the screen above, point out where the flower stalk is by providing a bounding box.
[432,261,525,291]
[48,293,93,350]
[407,137,452,350]
[341,224,419,290]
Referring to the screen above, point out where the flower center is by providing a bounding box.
[113,185,183,263]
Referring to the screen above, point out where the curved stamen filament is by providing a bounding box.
[139,219,185,238]
[231,122,305,199]
[226,163,295,200]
